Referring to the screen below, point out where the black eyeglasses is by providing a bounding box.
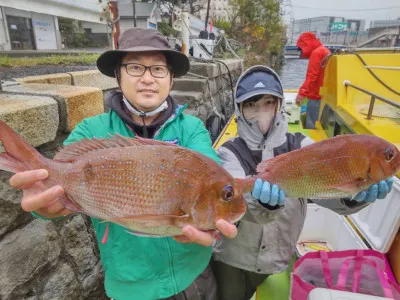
[121,63,170,78]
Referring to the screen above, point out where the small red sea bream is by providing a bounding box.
[240,134,400,199]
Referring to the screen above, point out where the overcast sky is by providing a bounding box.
[285,0,400,28]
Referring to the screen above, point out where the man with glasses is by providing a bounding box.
[10,28,237,300]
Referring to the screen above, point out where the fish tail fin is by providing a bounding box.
[0,120,44,173]
[256,159,274,174]
[255,158,281,183]
[235,178,256,194]
[0,153,28,173]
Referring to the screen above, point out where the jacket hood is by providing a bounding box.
[296,32,322,59]
[234,65,288,150]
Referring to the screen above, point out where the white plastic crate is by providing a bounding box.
[348,176,400,253]
[284,92,301,124]
[192,39,214,59]
[308,288,392,300]
[296,204,367,256]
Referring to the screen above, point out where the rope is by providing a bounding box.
[339,50,400,96]
[178,19,240,113]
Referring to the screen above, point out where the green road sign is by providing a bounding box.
[330,22,348,32]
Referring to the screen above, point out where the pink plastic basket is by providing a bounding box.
[290,249,400,300]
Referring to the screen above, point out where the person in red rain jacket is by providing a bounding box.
[295,32,331,129]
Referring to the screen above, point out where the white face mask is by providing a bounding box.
[242,95,278,135]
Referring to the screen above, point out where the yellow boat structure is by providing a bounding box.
[313,48,400,179]
[212,47,400,299]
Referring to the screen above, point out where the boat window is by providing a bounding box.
[319,104,335,138]
[334,119,354,136]
[320,104,355,137]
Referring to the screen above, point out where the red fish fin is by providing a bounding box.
[103,214,190,226]
[234,178,256,194]
[256,155,288,173]
[54,134,177,162]
[0,153,28,173]
[58,195,84,212]
[0,120,43,171]
[327,178,367,193]
[252,158,282,186]
[128,134,179,147]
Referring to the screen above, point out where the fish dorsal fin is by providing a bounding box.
[54,134,177,162]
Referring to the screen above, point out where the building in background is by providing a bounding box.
[370,18,400,29]
[0,0,105,51]
[81,2,162,40]
[363,18,400,48]
[194,0,233,22]
[115,2,161,31]
[287,16,367,46]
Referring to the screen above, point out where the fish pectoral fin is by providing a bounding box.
[327,178,367,193]
[105,214,190,226]
[59,195,83,212]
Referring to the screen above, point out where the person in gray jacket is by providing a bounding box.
[210,65,394,300]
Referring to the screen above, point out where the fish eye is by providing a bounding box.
[221,185,234,202]
[384,147,394,162]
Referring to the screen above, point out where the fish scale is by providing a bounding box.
[59,149,197,217]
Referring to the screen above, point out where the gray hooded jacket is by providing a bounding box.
[212,66,369,275]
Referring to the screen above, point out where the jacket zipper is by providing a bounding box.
[153,104,187,139]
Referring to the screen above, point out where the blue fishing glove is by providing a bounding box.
[252,178,286,207]
[353,178,394,203]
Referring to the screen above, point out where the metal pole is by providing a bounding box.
[344,82,400,109]
[108,0,120,50]
[182,12,189,56]
[106,20,111,49]
[291,18,295,44]
[355,28,359,45]
[367,96,375,120]
[132,0,137,27]
[204,0,211,34]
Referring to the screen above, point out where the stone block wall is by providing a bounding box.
[0,90,106,300]
[0,58,243,299]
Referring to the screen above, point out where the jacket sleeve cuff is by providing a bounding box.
[341,198,368,208]
[30,211,65,221]
[257,201,283,210]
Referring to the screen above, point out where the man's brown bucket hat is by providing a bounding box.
[97,28,190,78]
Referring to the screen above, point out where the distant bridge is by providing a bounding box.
[358,27,400,48]
[284,45,348,57]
